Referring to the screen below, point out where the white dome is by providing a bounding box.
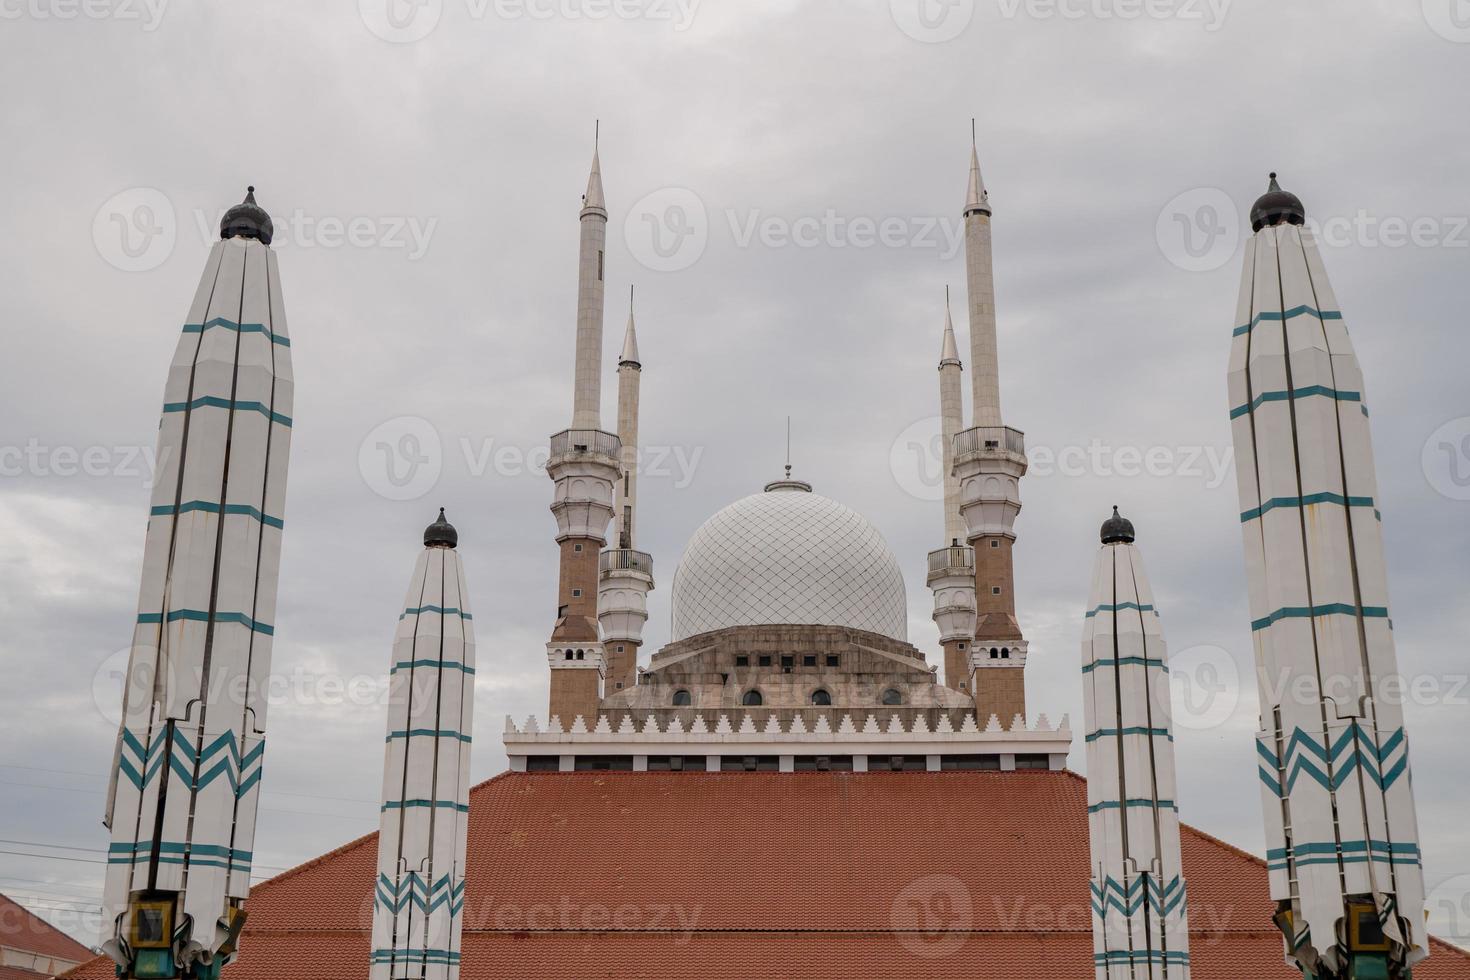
[670,482,908,642]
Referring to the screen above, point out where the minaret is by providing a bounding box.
[599,289,654,695]
[371,511,475,980]
[1082,508,1190,980]
[951,130,1030,727]
[100,188,293,978]
[546,134,621,727]
[927,289,977,691]
[572,128,607,431]
[1227,175,1427,978]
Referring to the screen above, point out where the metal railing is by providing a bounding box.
[600,548,654,574]
[927,545,975,575]
[548,428,621,459]
[953,425,1025,458]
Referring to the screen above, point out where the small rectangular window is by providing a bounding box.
[574,755,633,771]
[991,586,1002,595]
[758,655,773,667]
[803,655,817,667]
[573,543,583,552]
[1015,754,1050,770]
[527,756,561,772]
[941,754,1000,771]
[826,655,840,667]
[597,249,604,281]
[572,589,583,598]
[780,656,794,668]
[735,655,749,667]
[991,539,1000,549]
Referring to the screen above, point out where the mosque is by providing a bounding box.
[74,140,1469,980]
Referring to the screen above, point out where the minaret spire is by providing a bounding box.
[938,288,964,545]
[572,124,608,429]
[599,285,654,696]
[929,287,977,692]
[546,131,623,726]
[371,512,476,980]
[964,120,991,220]
[963,124,999,425]
[952,127,1030,727]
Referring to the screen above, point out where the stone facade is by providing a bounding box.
[600,624,977,732]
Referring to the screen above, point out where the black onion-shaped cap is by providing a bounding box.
[424,508,458,548]
[1250,172,1306,232]
[220,186,274,245]
[1100,505,1135,545]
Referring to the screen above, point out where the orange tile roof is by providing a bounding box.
[64,770,1470,979]
[0,892,91,964]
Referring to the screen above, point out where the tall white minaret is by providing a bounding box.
[952,128,1030,727]
[614,288,642,549]
[546,133,621,726]
[963,132,1000,427]
[938,288,965,546]
[101,188,293,977]
[371,510,476,980]
[572,129,608,431]
[1082,508,1190,980]
[927,289,977,692]
[599,289,654,695]
[1228,175,1427,978]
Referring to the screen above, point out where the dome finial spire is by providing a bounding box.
[1100,505,1136,544]
[785,416,792,479]
[424,507,458,548]
[220,185,274,245]
[1250,170,1305,232]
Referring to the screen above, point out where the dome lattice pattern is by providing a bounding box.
[670,488,908,642]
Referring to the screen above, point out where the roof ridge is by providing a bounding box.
[248,829,379,892]
[1058,768,1271,869]
[254,772,524,892]
[0,891,92,956]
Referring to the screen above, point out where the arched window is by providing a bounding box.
[742,690,764,706]
[810,689,832,706]
[672,689,692,707]
[1000,647,1010,659]
[881,689,903,706]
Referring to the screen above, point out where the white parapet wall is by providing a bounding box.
[503,711,1071,771]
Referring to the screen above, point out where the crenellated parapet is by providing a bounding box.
[503,710,1071,772]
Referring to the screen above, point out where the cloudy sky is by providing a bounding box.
[1,0,1467,953]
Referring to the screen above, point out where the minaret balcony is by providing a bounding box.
[926,544,975,580]
[953,425,1026,465]
[548,427,622,468]
[600,548,655,581]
